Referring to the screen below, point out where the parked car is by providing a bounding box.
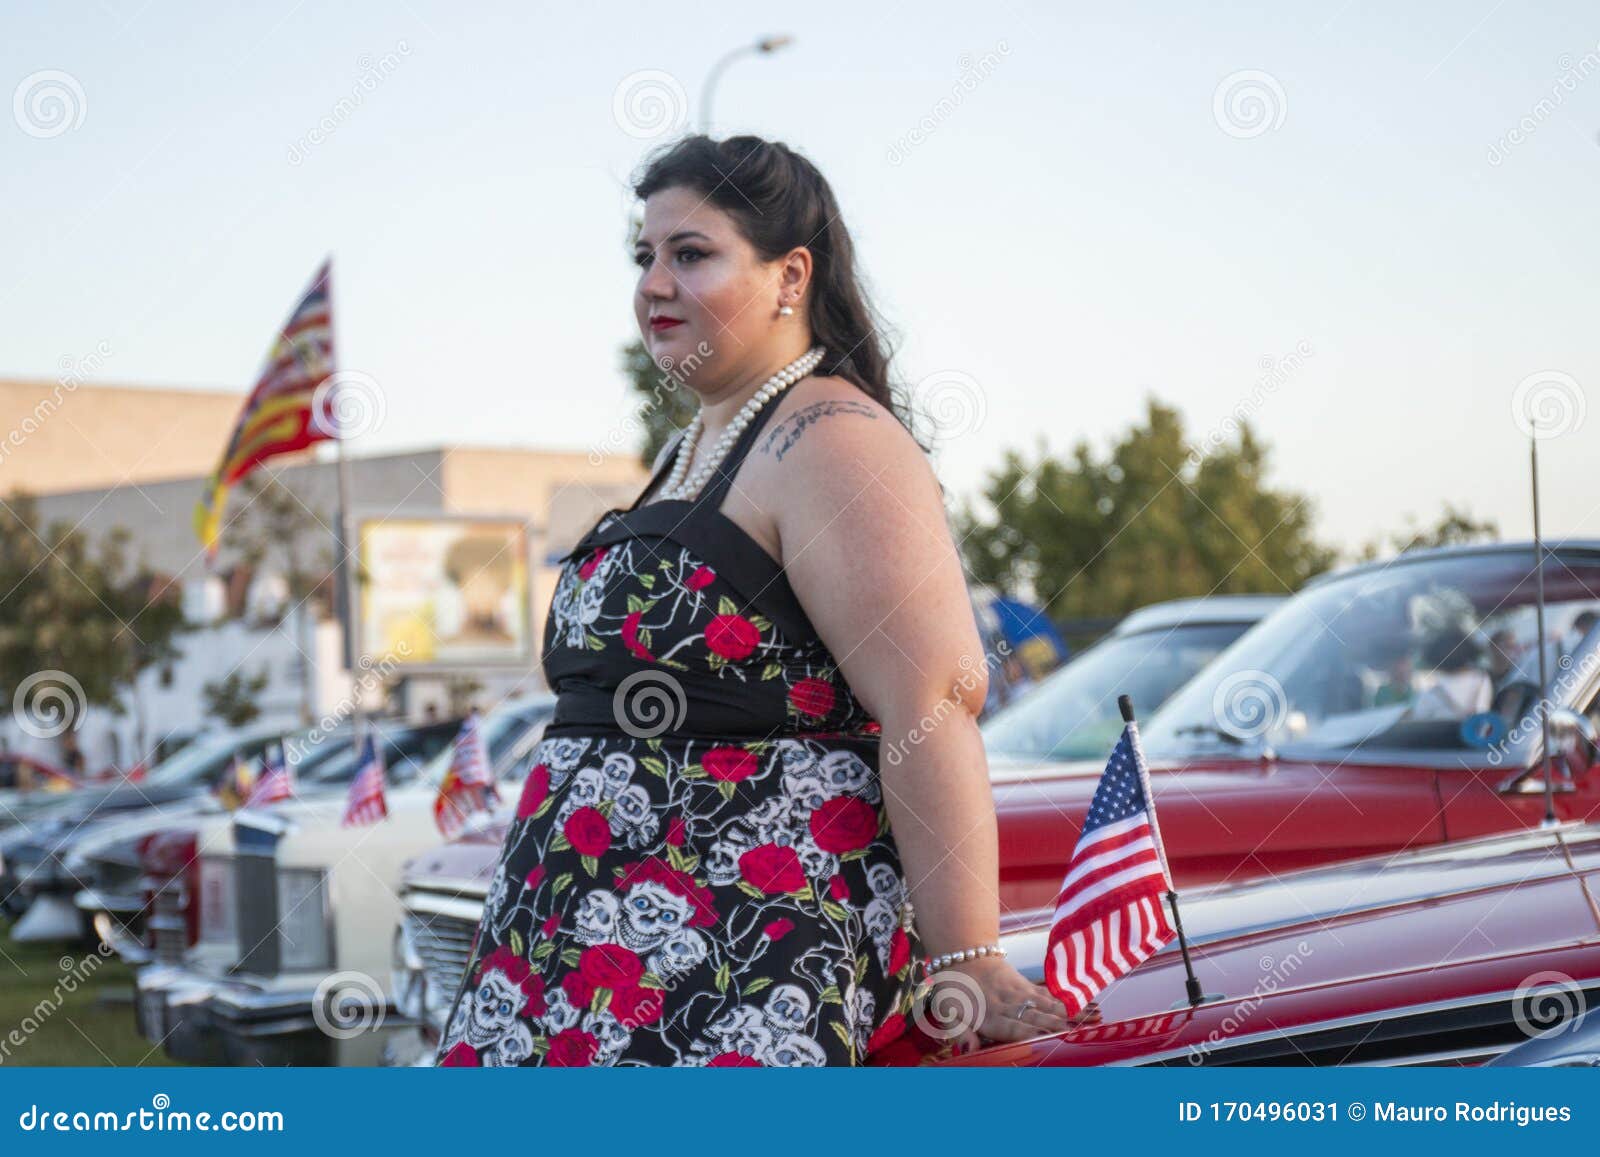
[992,542,1600,921]
[67,716,462,952]
[981,595,1283,762]
[130,694,556,1067]
[911,819,1600,1067]
[0,722,302,927]
[0,753,78,828]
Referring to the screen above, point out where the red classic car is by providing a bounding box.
[386,543,1600,1063]
[923,819,1600,1067]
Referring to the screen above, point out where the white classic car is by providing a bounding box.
[130,694,555,1066]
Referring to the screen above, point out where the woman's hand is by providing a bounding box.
[921,955,1091,1055]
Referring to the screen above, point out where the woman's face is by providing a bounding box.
[632,186,796,390]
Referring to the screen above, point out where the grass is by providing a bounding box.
[0,920,175,1067]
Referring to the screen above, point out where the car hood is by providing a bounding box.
[948,822,1600,1066]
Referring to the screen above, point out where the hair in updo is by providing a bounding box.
[632,133,922,446]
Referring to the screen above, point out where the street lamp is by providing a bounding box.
[700,35,793,133]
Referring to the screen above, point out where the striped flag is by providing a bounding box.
[244,745,295,808]
[1043,722,1176,1016]
[214,753,257,810]
[342,735,389,827]
[433,711,499,839]
[194,258,340,559]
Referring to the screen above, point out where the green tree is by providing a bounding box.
[0,494,186,754]
[621,338,697,469]
[201,668,269,728]
[1355,504,1499,562]
[955,399,1338,623]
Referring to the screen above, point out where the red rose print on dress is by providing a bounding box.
[810,796,879,854]
[739,843,807,895]
[516,764,551,819]
[789,677,836,719]
[706,613,760,660]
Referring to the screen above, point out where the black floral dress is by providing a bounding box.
[433,399,925,1067]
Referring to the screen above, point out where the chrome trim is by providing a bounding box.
[93,910,152,965]
[405,890,490,922]
[1106,980,1600,1067]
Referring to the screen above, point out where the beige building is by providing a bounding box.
[0,376,252,495]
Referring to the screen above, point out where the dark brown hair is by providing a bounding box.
[632,134,922,445]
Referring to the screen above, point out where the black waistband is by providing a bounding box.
[545,685,879,747]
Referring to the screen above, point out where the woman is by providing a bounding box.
[433,133,1071,1067]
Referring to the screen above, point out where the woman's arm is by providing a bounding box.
[764,385,1072,1048]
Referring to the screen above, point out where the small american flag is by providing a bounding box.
[341,735,389,827]
[1044,722,1176,1016]
[244,745,295,808]
[433,711,499,839]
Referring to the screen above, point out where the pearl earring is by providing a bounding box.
[778,304,794,317]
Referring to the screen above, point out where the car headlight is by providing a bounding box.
[392,920,426,1022]
[197,855,238,954]
[276,868,332,972]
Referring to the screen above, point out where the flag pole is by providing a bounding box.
[1118,694,1206,1008]
[325,255,368,749]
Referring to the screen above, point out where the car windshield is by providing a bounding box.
[141,730,262,788]
[299,720,460,788]
[981,622,1254,761]
[1142,550,1600,760]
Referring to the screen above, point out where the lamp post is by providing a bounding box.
[701,35,793,133]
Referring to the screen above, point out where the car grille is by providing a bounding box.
[412,911,476,1006]
[403,892,484,1025]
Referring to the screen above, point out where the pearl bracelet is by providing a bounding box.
[921,942,1006,978]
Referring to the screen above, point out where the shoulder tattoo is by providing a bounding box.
[759,399,880,461]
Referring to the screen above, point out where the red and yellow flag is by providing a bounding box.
[194,258,340,558]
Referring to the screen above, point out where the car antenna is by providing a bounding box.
[1119,694,1217,1008]
[1529,420,1559,828]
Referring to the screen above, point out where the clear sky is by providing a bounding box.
[5,0,1598,553]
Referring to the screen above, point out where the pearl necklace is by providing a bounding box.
[660,345,826,501]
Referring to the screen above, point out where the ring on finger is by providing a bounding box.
[1015,998,1037,1019]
